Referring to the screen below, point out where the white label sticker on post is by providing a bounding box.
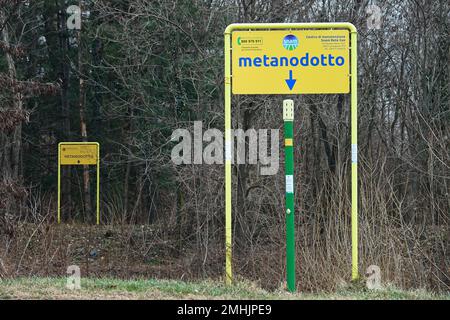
[225,140,232,162]
[286,175,294,193]
[351,144,358,163]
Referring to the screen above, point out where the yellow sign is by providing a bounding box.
[59,143,98,165]
[232,30,350,94]
[224,23,359,284]
[57,142,100,225]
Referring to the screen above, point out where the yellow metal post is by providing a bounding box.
[57,143,61,224]
[224,22,358,284]
[350,30,359,280]
[224,30,232,284]
[96,142,100,225]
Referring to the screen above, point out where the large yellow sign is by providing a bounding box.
[59,143,98,165]
[232,29,350,94]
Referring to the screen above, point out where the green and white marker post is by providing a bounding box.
[283,99,295,292]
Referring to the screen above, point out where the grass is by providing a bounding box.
[0,277,449,300]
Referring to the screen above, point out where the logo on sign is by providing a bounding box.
[282,34,298,51]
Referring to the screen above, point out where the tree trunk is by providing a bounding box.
[77,3,91,221]
[58,0,72,219]
[1,10,23,182]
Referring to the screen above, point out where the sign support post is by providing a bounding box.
[350,29,358,281]
[57,142,100,225]
[224,23,358,287]
[57,145,61,224]
[96,144,100,225]
[224,30,232,285]
[283,99,295,292]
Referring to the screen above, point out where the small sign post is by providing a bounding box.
[57,142,100,224]
[283,99,295,292]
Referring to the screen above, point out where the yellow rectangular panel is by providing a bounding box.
[285,138,293,146]
[59,143,98,165]
[232,29,350,94]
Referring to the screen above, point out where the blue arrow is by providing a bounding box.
[285,70,297,91]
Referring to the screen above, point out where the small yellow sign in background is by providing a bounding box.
[59,143,98,165]
[232,29,350,94]
[58,142,100,224]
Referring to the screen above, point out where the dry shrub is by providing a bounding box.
[230,157,449,293]
[0,178,28,210]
